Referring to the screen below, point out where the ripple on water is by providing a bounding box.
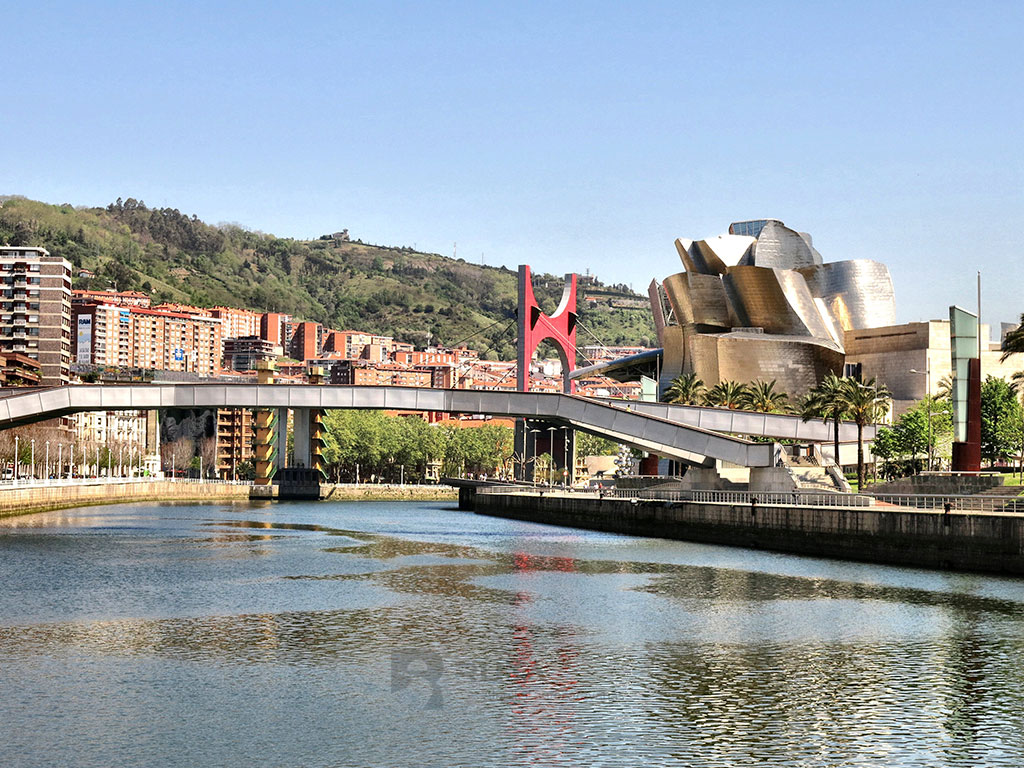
[0,502,1023,767]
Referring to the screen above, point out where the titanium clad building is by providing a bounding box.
[653,219,896,397]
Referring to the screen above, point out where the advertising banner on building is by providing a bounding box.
[76,315,92,365]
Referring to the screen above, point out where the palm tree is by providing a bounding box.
[663,372,705,405]
[935,373,953,401]
[740,379,790,413]
[703,380,749,410]
[838,376,891,490]
[801,373,850,472]
[1001,313,1024,362]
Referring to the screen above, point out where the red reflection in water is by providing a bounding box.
[507,552,583,764]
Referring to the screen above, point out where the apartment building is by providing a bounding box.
[73,304,222,375]
[260,312,290,346]
[152,302,212,317]
[0,351,41,386]
[210,306,261,340]
[329,360,432,387]
[224,336,282,371]
[0,246,72,385]
[216,408,254,479]
[322,330,401,360]
[288,320,323,362]
[71,289,151,308]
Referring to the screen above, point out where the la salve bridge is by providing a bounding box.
[0,383,872,471]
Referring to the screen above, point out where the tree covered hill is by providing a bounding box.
[0,196,656,360]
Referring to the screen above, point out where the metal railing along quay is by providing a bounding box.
[867,492,1024,514]
[0,476,254,489]
[475,484,1024,513]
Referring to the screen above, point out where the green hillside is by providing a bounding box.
[0,196,655,360]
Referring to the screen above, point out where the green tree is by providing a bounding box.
[703,380,749,409]
[1000,313,1024,361]
[576,432,618,457]
[870,426,901,479]
[872,399,951,477]
[980,376,1023,466]
[663,372,705,405]
[801,373,850,469]
[838,377,891,489]
[739,379,790,413]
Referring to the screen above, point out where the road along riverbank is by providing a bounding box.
[473,488,1024,576]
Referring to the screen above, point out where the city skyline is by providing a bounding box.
[2,2,1021,332]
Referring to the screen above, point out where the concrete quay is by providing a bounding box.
[472,489,1024,576]
[0,480,458,518]
[0,480,251,518]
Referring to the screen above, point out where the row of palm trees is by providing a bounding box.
[664,373,793,412]
[663,371,891,489]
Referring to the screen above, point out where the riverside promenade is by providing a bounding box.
[0,478,252,517]
[0,478,456,518]
[471,486,1024,576]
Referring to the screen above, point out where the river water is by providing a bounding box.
[0,500,1022,767]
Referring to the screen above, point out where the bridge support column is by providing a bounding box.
[308,366,327,478]
[253,362,279,486]
[293,409,311,468]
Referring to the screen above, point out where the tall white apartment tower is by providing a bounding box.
[0,246,73,385]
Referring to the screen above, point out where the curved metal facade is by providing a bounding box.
[797,259,896,331]
[660,219,897,397]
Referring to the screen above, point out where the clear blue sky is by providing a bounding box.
[3,1,1022,334]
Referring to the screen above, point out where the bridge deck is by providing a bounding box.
[0,384,779,468]
[595,398,875,443]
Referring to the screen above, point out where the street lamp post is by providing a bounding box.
[528,427,541,485]
[118,445,124,478]
[45,441,50,481]
[57,444,62,483]
[69,443,74,481]
[547,426,556,486]
[30,439,35,481]
[565,428,573,487]
[910,360,933,471]
[13,436,19,483]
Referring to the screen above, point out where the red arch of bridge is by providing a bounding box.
[516,265,578,393]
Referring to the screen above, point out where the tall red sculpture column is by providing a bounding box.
[516,265,578,482]
[516,265,578,394]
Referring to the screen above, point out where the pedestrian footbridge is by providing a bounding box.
[0,384,780,468]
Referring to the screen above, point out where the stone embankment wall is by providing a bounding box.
[320,484,457,502]
[0,482,251,518]
[474,492,1024,576]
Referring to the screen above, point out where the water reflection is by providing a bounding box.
[0,502,1022,767]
